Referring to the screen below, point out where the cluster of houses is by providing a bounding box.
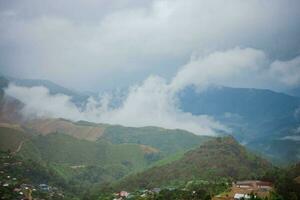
[113,188,163,200]
[0,152,64,200]
[214,180,273,200]
[233,180,273,199]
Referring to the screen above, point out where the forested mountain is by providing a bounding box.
[0,77,299,199]
[114,136,272,191]
[2,76,300,164]
[22,118,211,156]
[2,76,300,163]
[0,119,211,192]
[102,125,211,156]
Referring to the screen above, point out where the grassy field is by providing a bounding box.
[0,127,29,152]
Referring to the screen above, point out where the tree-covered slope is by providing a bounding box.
[17,132,163,191]
[24,118,212,157]
[102,125,212,156]
[0,127,29,152]
[115,136,272,191]
[19,133,161,171]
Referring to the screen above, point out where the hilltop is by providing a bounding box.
[114,136,272,191]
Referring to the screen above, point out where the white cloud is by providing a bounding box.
[170,47,267,91]
[269,56,300,86]
[170,47,300,91]
[5,79,227,135]
[4,47,300,135]
[4,84,82,120]
[1,0,300,90]
[281,136,300,142]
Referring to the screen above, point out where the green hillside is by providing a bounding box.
[19,133,161,171]
[0,127,29,152]
[0,151,73,199]
[0,123,215,189]
[102,125,212,155]
[14,131,165,188]
[114,136,272,191]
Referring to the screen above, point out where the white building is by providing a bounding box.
[234,193,251,200]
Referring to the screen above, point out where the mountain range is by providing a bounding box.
[2,76,299,163]
[0,75,300,199]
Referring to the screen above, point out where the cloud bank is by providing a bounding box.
[5,78,227,135]
[5,47,300,135]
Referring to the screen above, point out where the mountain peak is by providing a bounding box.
[115,136,272,191]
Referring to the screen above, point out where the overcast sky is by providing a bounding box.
[1,0,300,92]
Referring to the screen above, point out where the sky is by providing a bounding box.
[0,0,300,92]
[1,0,300,135]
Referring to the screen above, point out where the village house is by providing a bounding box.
[113,190,130,200]
[234,193,251,200]
[152,188,161,194]
[213,180,273,200]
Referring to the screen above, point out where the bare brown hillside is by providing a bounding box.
[25,118,105,141]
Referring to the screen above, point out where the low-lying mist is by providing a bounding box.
[5,47,300,135]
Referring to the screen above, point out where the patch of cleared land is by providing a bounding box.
[25,118,105,141]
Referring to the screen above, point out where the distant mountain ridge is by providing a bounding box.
[7,77,90,105]
[179,85,300,122]
[179,85,300,163]
[286,87,300,97]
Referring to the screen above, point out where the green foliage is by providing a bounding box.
[114,137,272,191]
[262,164,300,200]
[153,188,211,200]
[20,133,159,170]
[150,150,186,167]
[0,127,28,152]
[94,181,226,200]
[0,151,70,199]
[102,125,212,155]
[14,132,164,192]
